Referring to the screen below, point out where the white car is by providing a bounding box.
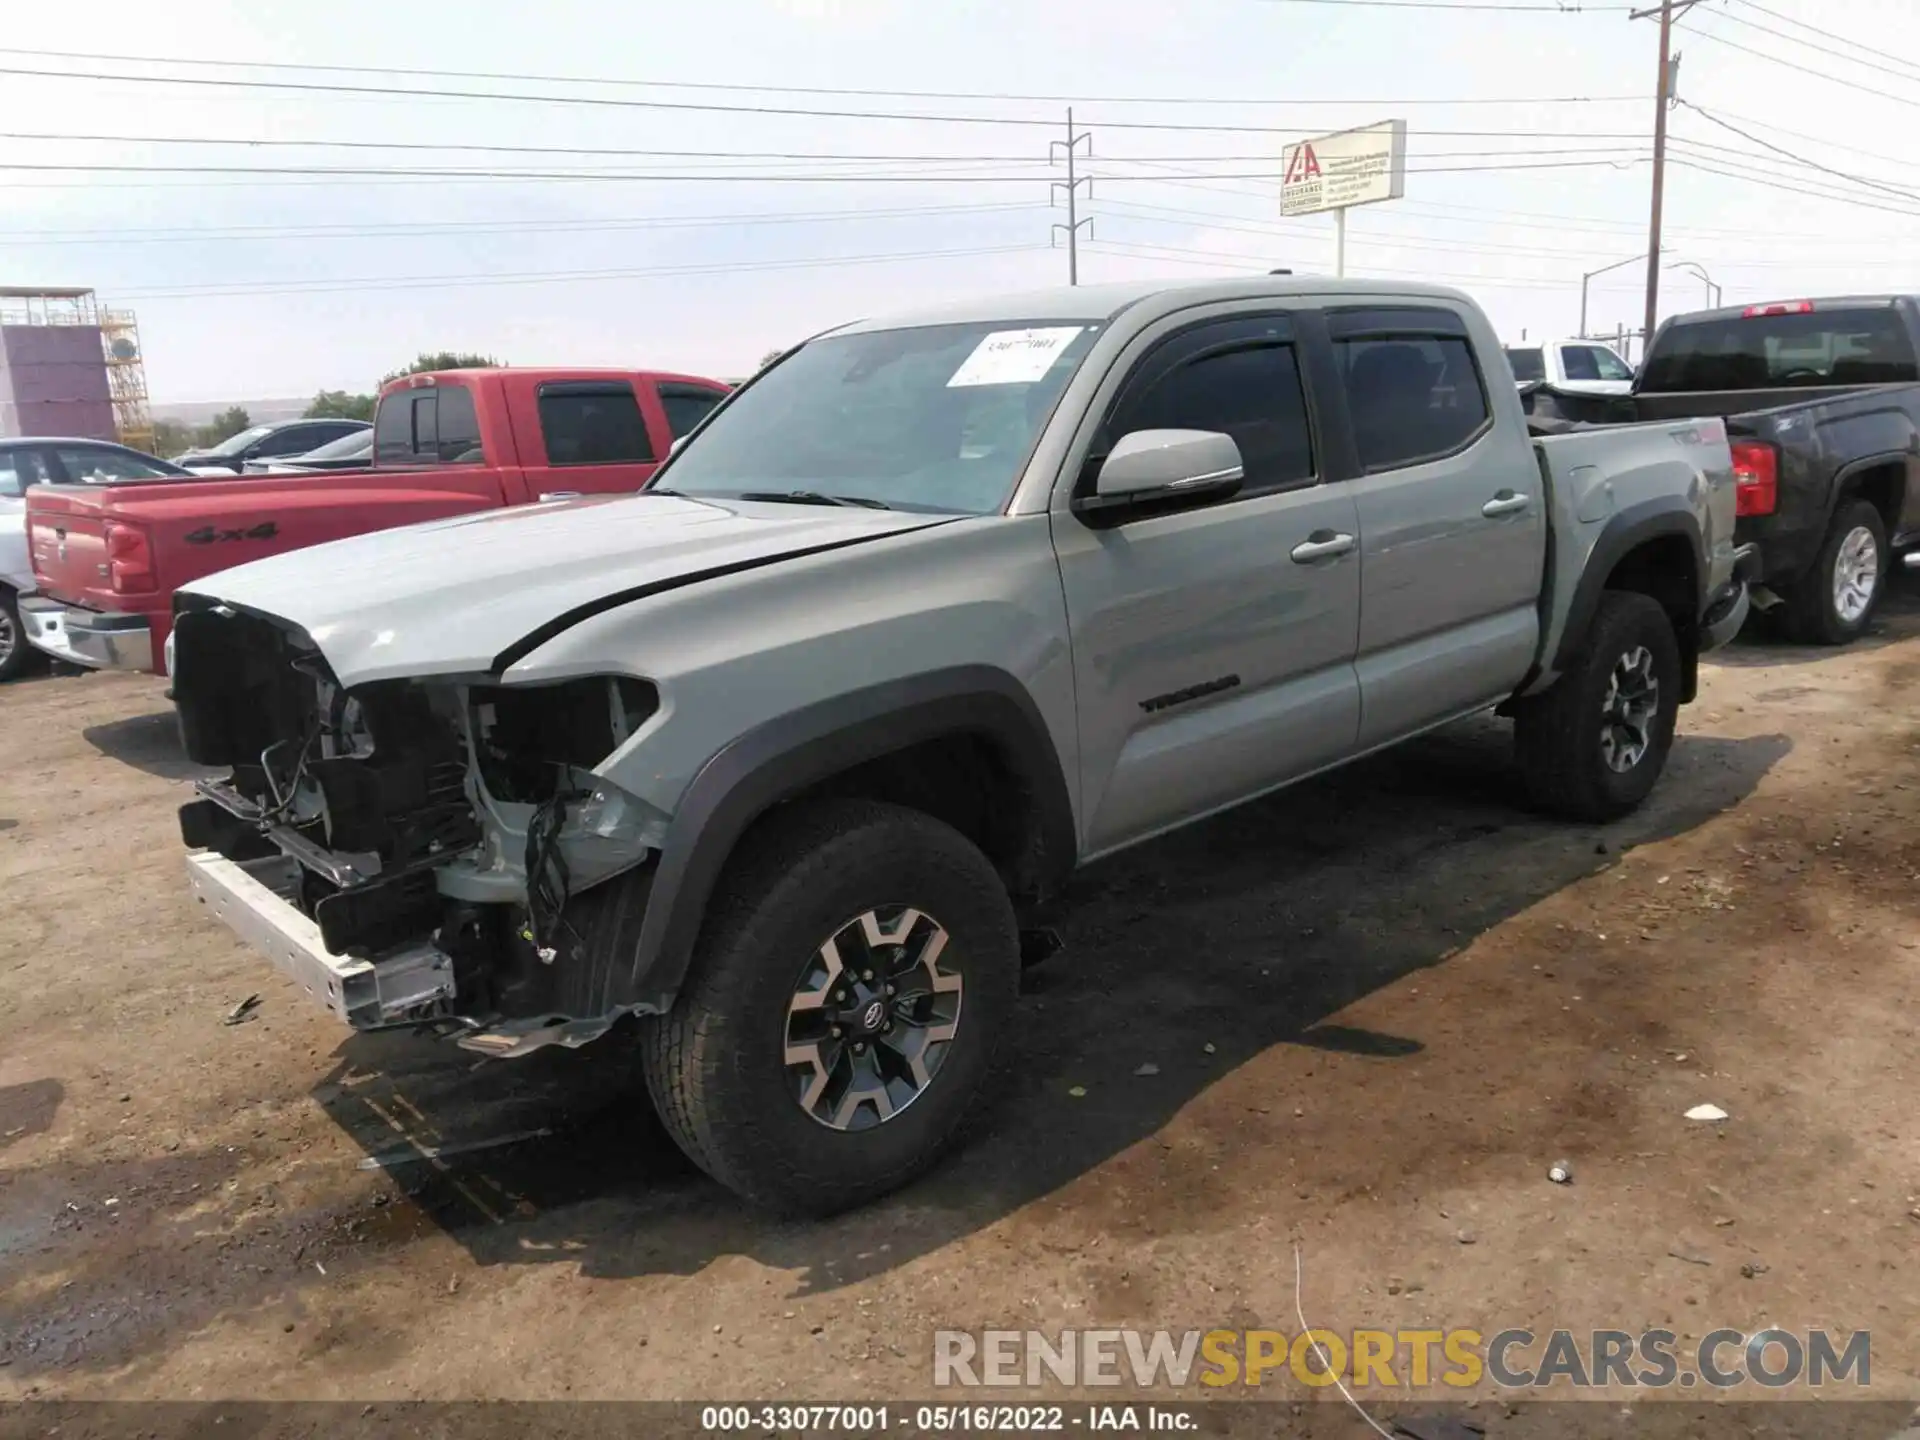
[0,459,36,680]
[1505,339,1636,396]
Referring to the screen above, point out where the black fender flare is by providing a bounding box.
[1553,497,1705,678]
[1825,448,1913,520]
[618,664,1078,1009]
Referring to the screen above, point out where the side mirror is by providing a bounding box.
[668,435,689,456]
[1075,429,1244,518]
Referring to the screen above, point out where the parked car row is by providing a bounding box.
[15,367,729,675]
[4,280,1914,1221]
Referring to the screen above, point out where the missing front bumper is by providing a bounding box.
[184,849,456,1028]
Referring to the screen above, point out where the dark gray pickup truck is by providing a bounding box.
[1524,295,1920,644]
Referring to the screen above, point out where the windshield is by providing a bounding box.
[1640,307,1918,392]
[1504,347,1545,383]
[300,429,373,460]
[200,424,275,457]
[656,319,1102,514]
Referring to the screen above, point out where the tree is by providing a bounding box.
[305,389,376,422]
[194,406,253,448]
[381,351,502,385]
[150,418,194,459]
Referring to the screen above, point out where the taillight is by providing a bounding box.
[1742,300,1814,318]
[105,521,155,593]
[1730,441,1778,517]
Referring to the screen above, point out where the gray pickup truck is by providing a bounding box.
[170,277,1753,1215]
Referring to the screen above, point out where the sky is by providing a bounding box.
[2,0,1918,404]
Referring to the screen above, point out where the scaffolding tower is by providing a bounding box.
[102,309,153,453]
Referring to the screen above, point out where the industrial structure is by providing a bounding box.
[0,286,153,452]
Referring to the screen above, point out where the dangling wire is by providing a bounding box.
[523,785,589,963]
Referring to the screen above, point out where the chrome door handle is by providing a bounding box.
[1290,532,1356,563]
[1482,491,1531,517]
[539,490,583,502]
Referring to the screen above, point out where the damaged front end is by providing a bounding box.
[172,602,668,1057]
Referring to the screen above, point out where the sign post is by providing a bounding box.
[1280,119,1408,278]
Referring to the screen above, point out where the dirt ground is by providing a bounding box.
[2,588,1917,1424]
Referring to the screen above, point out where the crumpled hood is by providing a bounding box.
[179,493,947,685]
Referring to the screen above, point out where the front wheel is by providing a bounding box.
[1780,499,1887,646]
[1515,591,1681,823]
[639,798,1020,1216]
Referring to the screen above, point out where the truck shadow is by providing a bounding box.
[1706,570,1920,669]
[307,715,1793,1293]
[82,712,217,783]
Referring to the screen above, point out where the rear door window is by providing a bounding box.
[659,384,728,440]
[537,382,654,465]
[434,385,483,463]
[1333,316,1492,472]
[1560,346,1602,382]
[374,392,451,463]
[1640,307,1919,391]
[1505,347,1546,383]
[252,427,321,459]
[1589,347,1633,382]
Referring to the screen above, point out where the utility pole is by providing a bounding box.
[1050,108,1093,285]
[1633,0,1696,346]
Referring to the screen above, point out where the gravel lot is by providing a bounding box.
[2,590,1916,1423]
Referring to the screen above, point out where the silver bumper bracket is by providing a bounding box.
[184,849,455,1028]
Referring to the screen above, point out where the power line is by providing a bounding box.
[108,243,1050,301]
[1692,107,1920,171]
[1675,20,1920,111]
[0,126,1664,155]
[1678,102,1920,203]
[0,155,1655,184]
[0,45,1646,108]
[0,201,1046,245]
[1719,1,1920,82]
[0,65,1651,135]
[1666,153,1920,219]
[1247,0,1628,9]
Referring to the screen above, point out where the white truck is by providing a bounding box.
[1505,338,1636,396]
[171,277,1754,1215]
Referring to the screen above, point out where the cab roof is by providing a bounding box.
[831,276,1477,335]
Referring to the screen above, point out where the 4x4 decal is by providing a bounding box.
[184,522,279,545]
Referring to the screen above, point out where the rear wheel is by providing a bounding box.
[639,798,1019,1216]
[0,589,40,682]
[1516,590,1681,823]
[1780,499,1887,646]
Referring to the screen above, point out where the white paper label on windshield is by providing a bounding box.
[946,327,1084,387]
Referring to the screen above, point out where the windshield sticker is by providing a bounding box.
[946,327,1084,388]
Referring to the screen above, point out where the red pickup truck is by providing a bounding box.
[21,366,729,675]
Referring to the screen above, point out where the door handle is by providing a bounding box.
[1482,491,1532,517]
[539,490,583,502]
[1290,531,1356,564]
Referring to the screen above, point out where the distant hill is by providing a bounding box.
[149,397,309,427]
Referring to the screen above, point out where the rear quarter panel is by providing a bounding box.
[1744,387,1920,546]
[1530,416,1736,690]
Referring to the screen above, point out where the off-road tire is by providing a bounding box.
[0,589,38,683]
[1516,590,1681,823]
[1780,498,1888,646]
[638,798,1019,1216]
